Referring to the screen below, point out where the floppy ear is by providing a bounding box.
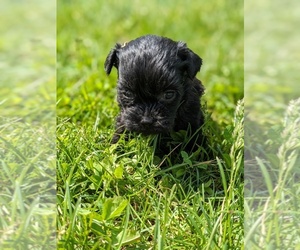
[104,43,121,75]
[177,42,202,79]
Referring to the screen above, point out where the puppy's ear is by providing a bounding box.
[104,43,121,75]
[177,42,202,79]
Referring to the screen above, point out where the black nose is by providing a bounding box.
[140,116,154,126]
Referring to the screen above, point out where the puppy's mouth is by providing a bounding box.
[130,119,172,134]
[123,114,173,134]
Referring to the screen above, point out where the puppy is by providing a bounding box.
[105,35,205,152]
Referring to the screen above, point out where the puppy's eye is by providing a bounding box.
[164,90,176,100]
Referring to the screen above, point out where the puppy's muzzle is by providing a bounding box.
[122,105,173,134]
[140,116,155,126]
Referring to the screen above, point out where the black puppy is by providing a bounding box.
[105,35,205,151]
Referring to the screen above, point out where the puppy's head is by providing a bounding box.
[105,35,203,135]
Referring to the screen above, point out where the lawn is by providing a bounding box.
[1,0,299,249]
[57,0,244,249]
[244,0,300,249]
[0,0,56,248]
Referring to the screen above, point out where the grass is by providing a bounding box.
[57,0,244,249]
[245,0,300,249]
[57,101,244,249]
[244,99,300,249]
[0,0,56,249]
[3,0,299,249]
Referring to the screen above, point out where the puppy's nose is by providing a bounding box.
[140,116,154,126]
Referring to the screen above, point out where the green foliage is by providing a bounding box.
[244,1,300,249]
[245,99,300,249]
[57,0,244,249]
[0,1,56,248]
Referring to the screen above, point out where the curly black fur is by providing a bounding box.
[105,35,205,151]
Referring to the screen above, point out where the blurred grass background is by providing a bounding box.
[57,0,243,125]
[245,0,300,125]
[0,0,56,248]
[245,0,300,249]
